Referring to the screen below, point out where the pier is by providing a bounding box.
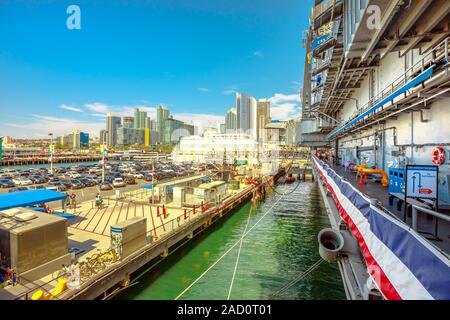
[3,173,276,300]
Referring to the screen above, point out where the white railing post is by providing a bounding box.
[412,206,418,231]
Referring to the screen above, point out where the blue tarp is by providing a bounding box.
[0,189,68,211]
[141,185,153,189]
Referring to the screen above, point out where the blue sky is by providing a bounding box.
[0,0,312,138]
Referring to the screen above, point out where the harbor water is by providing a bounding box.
[116,182,345,300]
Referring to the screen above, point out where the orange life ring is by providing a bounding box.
[432,147,446,165]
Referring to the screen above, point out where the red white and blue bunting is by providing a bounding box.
[313,156,450,300]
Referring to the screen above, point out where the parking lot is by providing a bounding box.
[0,161,202,209]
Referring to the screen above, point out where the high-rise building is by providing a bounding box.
[99,130,107,145]
[123,116,134,129]
[257,99,271,143]
[106,113,122,147]
[149,119,157,131]
[236,92,257,139]
[134,108,148,129]
[225,108,237,133]
[57,130,89,149]
[156,105,170,144]
[218,123,226,134]
[116,127,144,146]
[164,116,195,145]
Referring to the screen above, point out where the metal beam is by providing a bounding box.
[362,0,403,62]
[400,0,450,57]
[420,27,450,54]
[381,0,432,59]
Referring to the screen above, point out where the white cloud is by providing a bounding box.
[253,51,263,57]
[60,104,83,112]
[3,114,105,138]
[223,89,237,95]
[85,102,110,113]
[268,93,302,121]
[197,87,209,93]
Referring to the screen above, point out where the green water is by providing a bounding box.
[116,182,345,300]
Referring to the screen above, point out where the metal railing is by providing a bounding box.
[328,37,450,139]
[411,204,450,234]
[359,37,449,116]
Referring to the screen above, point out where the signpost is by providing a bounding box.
[100,144,107,183]
[49,133,54,174]
[405,165,439,237]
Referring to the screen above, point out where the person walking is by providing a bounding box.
[69,193,77,209]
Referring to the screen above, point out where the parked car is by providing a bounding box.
[131,173,144,179]
[28,185,46,190]
[69,179,85,189]
[9,187,28,193]
[45,174,60,182]
[59,179,73,189]
[143,173,154,181]
[29,175,48,184]
[0,179,15,188]
[67,171,82,179]
[80,178,96,187]
[100,182,113,191]
[46,182,68,192]
[124,176,137,185]
[112,178,126,188]
[12,177,33,186]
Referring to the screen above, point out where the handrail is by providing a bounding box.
[411,204,450,232]
[327,36,450,139]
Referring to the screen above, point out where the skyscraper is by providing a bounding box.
[106,113,121,147]
[257,99,271,143]
[134,108,148,129]
[123,116,134,129]
[157,105,170,144]
[164,116,195,145]
[99,129,107,145]
[225,108,237,133]
[236,92,257,139]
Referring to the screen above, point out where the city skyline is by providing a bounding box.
[0,0,310,139]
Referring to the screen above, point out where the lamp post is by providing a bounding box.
[49,133,54,174]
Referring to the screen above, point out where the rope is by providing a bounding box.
[174,192,287,300]
[270,259,323,298]
[269,180,302,196]
[226,203,254,300]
